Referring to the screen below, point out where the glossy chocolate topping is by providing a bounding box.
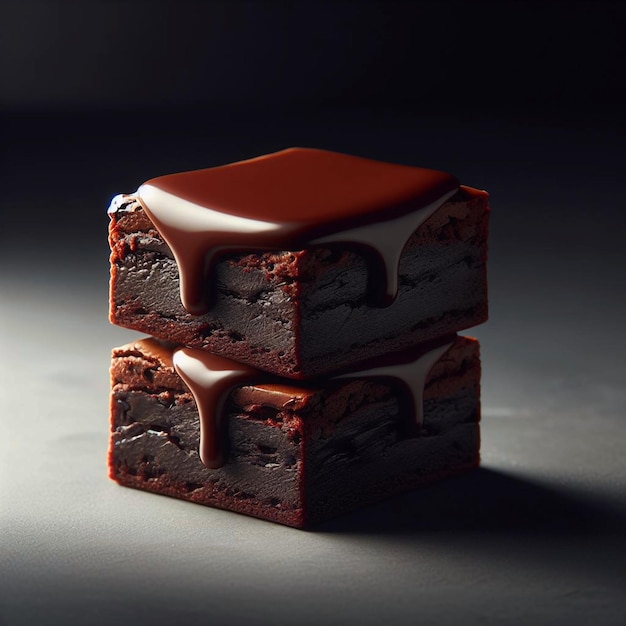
[137,148,459,313]
[173,338,455,469]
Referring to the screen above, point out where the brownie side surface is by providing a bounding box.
[109,336,481,528]
[109,339,309,527]
[303,336,481,525]
[109,188,489,378]
[298,187,488,372]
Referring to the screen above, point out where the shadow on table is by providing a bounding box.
[319,467,626,535]
[319,467,626,588]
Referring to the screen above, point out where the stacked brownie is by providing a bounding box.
[107,148,490,528]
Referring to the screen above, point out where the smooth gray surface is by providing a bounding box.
[1,266,625,626]
[1,114,625,625]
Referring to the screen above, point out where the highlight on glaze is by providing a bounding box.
[136,148,459,313]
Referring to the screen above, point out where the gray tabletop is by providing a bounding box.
[1,114,625,626]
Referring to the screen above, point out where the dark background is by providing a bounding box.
[2,0,625,400]
[2,0,625,255]
[2,0,625,204]
[2,2,625,625]
[3,0,625,117]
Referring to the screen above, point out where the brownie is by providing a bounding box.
[109,335,481,528]
[108,148,489,379]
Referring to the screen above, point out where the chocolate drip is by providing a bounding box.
[137,148,458,313]
[336,339,455,430]
[173,349,263,469]
[173,339,455,469]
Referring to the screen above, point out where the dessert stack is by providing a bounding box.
[107,148,489,527]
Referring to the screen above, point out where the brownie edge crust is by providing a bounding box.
[109,336,481,528]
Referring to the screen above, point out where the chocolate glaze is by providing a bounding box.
[137,148,459,313]
[172,337,456,469]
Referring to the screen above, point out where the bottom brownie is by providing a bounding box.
[109,336,481,528]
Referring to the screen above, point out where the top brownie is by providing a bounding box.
[109,148,489,379]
